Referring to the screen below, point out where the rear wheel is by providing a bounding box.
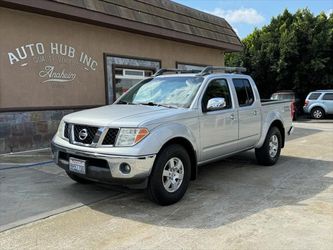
[66,171,92,184]
[311,107,325,119]
[146,144,191,206]
[255,127,282,166]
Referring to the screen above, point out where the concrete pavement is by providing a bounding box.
[0,149,124,230]
[0,121,332,249]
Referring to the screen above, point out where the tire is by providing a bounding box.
[255,127,282,166]
[311,107,325,119]
[146,144,191,206]
[66,171,93,184]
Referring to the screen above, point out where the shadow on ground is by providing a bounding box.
[84,152,333,229]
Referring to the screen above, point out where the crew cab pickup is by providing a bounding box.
[51,67,294,205]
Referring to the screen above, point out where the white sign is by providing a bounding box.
[7,42,98,83]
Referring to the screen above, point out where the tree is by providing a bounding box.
[226,9,333,98]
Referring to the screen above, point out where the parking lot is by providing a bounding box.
[0,120,332,249]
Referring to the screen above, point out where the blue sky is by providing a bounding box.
[174,0,333,38]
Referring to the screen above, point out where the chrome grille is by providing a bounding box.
[73,125,98,144]
[102,128,119,145]
[64,123,69,139]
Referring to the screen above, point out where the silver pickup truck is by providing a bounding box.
[51,67,293,205]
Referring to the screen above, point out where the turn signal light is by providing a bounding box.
[134,128,149,144]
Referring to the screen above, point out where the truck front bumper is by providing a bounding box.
[51,142,156,187]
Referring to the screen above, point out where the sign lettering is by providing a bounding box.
[7,42,98,83]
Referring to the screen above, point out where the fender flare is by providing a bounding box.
[256,111,285,149]
[140,122,199,180]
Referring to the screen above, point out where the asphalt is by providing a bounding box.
[0,120,332,249]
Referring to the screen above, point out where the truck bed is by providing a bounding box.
[261,99,291,106]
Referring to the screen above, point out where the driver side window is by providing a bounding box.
[202,79,232,112]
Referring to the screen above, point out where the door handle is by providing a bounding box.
[230,114,235,120]
[253,110,257,116]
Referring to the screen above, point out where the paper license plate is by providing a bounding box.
[69,157,86,174]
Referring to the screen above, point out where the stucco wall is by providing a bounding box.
[0,7,224,110]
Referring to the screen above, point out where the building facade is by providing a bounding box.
[0,0,242,154]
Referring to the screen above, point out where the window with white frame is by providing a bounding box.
[114,68,154,99]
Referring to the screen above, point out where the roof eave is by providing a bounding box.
[0,0,243,52]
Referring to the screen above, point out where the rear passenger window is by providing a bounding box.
[308,93,321,100]
[233,79,254,106]
[322,93,333,100]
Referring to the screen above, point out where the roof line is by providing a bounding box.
[101,0,240,40]
[0,0,243,51]
[163,0,242,45]
[57,1,243,49]
[135,0,232,31]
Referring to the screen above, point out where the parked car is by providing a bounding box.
[303,90,333,119]
[271,91,301,120]
[51,67,293,205]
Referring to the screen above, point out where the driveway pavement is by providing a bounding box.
[0,121,332,249]
[0,150,124,230]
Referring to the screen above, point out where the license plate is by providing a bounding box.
[69,157,86,174]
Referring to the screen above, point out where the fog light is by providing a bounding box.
[119,163,131,174]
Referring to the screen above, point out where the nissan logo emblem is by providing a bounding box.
[78,128,88,141]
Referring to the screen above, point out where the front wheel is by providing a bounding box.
[146,144,191,206]
[255,127,282,166]
[311,107,325,119]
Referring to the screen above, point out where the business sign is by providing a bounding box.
[7,42,98,83]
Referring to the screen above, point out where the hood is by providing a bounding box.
[63,104,192,127]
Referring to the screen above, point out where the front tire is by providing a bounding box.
[255,127,282,166]
[146,144,191,206]
[311,107,325,119]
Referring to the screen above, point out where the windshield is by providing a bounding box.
[116,76,204,108]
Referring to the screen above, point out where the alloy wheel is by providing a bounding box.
[269,135,279,158]
[162,157,184,193]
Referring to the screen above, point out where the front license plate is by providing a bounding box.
[69,157,86,174]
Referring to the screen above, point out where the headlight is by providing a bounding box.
[57,119,66,139]
[115,128,149,147]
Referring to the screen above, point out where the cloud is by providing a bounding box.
[208,7,265,25]
[325,9,333,16]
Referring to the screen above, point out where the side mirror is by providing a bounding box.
[206,97,226,111]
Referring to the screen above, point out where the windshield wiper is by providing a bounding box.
[117,100,134,105]
[139,102,177,109]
